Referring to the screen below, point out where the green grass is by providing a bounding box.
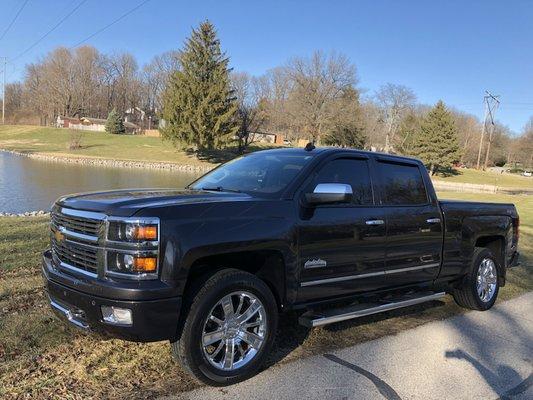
[0,125,275,168]
[433,168,532,189]
[0,193,531,399]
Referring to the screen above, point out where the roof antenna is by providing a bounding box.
[304,141,315,151]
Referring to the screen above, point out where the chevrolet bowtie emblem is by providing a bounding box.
[54,229,65,242]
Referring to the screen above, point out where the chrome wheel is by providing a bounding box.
[202,291,267,371]
[476,258,497,302]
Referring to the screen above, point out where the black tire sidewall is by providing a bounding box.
[469,248,500,310]
[183,271,278,385]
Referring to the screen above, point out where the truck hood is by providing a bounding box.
[56,188,253,217]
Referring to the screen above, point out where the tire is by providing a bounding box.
[453,247,500,311]
[171,269,278,386]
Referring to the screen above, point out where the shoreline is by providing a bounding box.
[0,210,49,217]
[0,148,215,172]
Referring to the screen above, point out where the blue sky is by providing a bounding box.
[1,0,532,133]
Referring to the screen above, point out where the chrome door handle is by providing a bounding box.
[426,218,441,224]
[366,219,385,225]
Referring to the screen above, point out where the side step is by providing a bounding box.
[298,291,446,328]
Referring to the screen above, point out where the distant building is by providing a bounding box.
[250,132,277,144]
[56,116,80,128]
[125,107,146,126]
[66,116,141,134]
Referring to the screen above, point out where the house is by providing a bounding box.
[125,107,146,126]
[68,117,141,134]
[251,132,277,143]
[56,115,80,128]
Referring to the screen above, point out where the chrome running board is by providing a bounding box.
[298,292,446,328]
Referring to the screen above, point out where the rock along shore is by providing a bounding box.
[0,149,215,173]
[0,210,49,217]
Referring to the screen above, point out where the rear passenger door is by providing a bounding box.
[375,159,443,286]
[297,156,387,302]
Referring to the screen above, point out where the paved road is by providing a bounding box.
[171,293,533,400]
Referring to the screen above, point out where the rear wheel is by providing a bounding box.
[171,269,278,386]
[453,247,500,310]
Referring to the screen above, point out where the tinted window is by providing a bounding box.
[191,152,314,195]
[378,161,428,205]
[311,158,373,205]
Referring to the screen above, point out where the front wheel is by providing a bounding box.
[453,247,500,310]
[171,269,278,386]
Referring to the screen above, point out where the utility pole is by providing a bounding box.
[476,91,500,170]
[1,57,6,125]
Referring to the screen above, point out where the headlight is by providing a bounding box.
[108,220,158,242]
[106,251,158,278]
[105,217,160,280]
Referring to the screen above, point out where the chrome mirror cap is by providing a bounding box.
[313,183,353,195]
[305,183,353,206]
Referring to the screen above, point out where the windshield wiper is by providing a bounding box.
[201,186,242,193]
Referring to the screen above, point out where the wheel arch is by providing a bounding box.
[184,250,287,311]
[474,235,506,284]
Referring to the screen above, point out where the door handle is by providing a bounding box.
[366,219,385,225]
[426,218,441,224]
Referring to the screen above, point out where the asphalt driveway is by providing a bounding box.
[167,292,533,400]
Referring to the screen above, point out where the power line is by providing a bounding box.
[476,91,500,170]
[0,0,30,42]
[11,0,89,62]
[71,0,152,48]
[4,0,151,82]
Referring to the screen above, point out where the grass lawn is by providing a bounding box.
[0,201,531,395]
[0,125,274,168]
[433,168,532,189]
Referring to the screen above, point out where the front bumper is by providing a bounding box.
[42,250,181,342]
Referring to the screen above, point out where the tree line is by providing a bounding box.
[2,20,531,172]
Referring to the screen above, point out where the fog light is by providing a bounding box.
[101,306,132,326]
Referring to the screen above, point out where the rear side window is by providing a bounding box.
[377,161,428,205]
[312,158,373,205]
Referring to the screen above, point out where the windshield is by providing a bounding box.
[190,152,314,196]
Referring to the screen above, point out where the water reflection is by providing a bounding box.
[0,152,203,213]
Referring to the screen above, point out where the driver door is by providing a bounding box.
[296,156,387,303]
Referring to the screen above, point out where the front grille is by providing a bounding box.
[51,212,102,237]
[51,236,98,274]
[51,209,104,276]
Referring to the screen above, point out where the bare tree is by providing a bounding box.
[375,83,416,153]
[231,71,268,151]
[142,51,180,114]
[284,51,358,142]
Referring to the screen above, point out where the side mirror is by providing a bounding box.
[305,183,353,206]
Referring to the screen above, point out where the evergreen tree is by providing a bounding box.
[105,109,125,134]
[161,20,238,150]
[413,101,460,175]
[397,112,423,156]
[322,87,366,149]
[322,123,366,149]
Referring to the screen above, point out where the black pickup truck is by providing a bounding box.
[42,147,520,385]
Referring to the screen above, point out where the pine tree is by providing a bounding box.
[105,109,125,134]
[322,123,366,149]
[322,87,366,149]
[161,20,238,150]
[413,101,461,175]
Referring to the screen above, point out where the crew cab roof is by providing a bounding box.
[255,146,424,165]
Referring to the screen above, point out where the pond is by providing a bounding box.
[0,152,203,213]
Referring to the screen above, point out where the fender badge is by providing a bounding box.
[304,258,327,269]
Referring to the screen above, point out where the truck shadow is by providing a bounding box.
[265,299,447,368]
[444,303,533,399]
